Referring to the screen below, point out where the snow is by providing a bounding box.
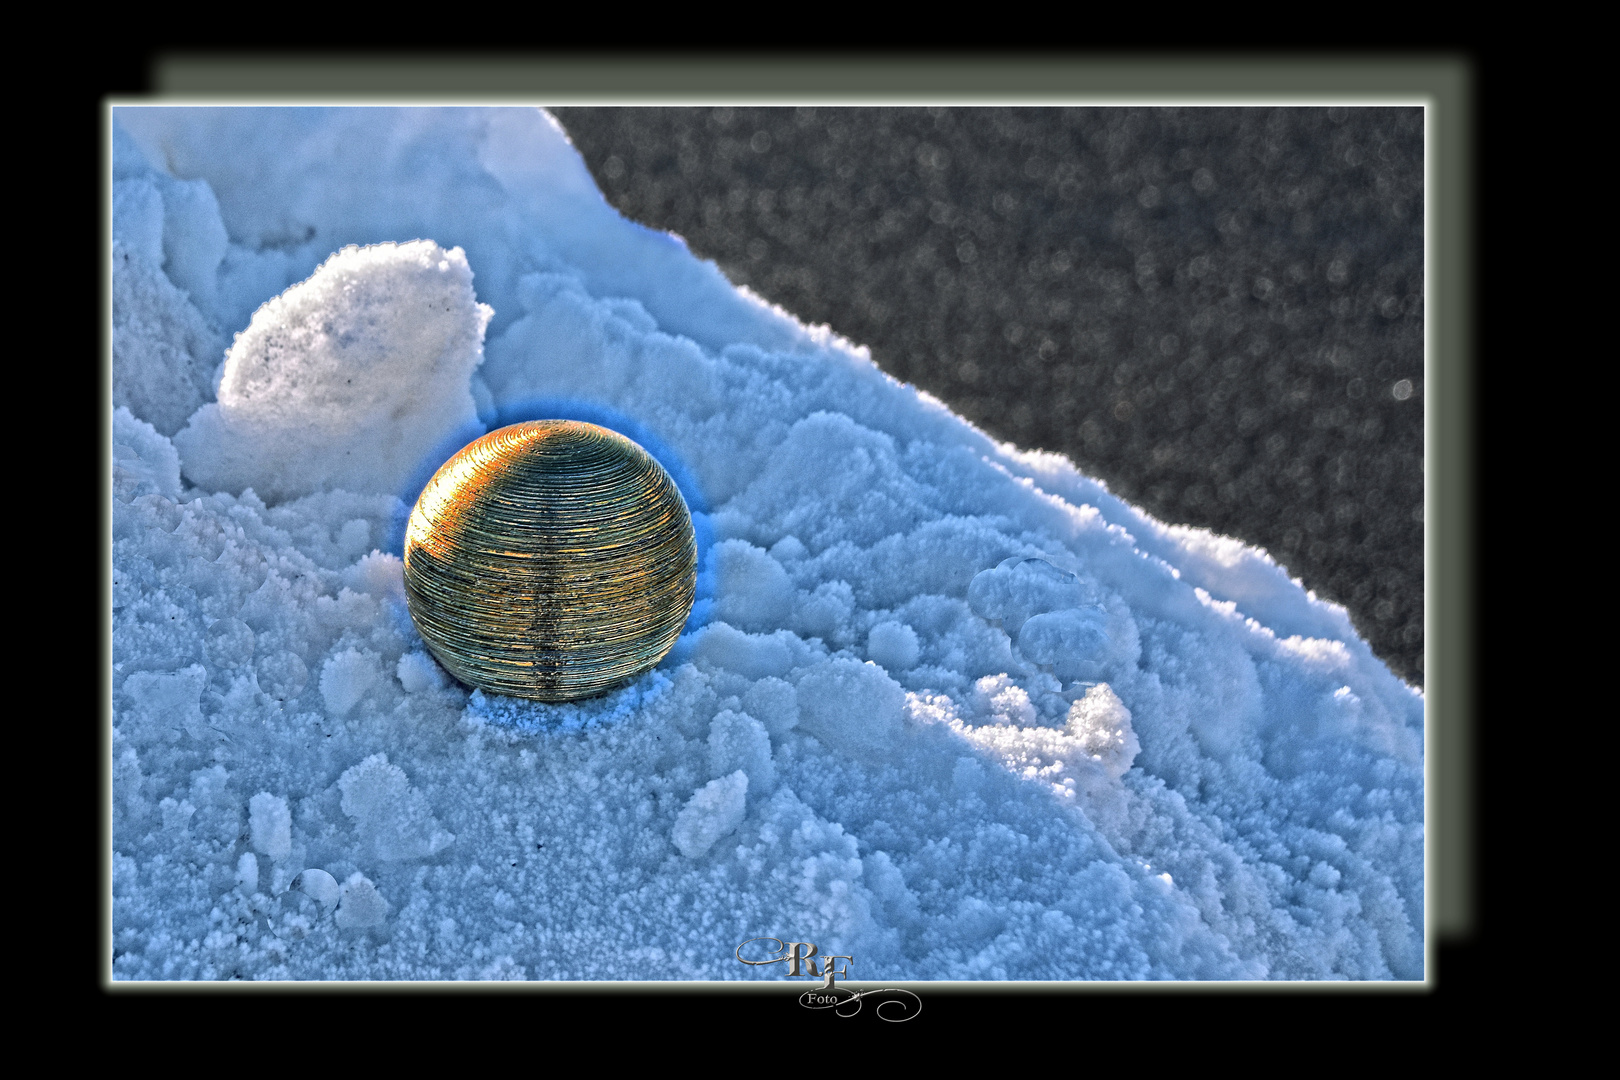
[235,852,259,896]
[672,771,750,859]
[248,792,292,862]
[334,873,389,929]
[866,621,920,673]
[396,651,447,694]
[175,239,491,505]
[109,105,1424,982]
[319,648,381,719]
[707,710,775,794]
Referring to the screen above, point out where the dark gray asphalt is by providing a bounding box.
[551,107,1424,686]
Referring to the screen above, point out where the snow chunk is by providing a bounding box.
[688,623,797,679]
[122,665,207,738]
[397,651,448,693]
[1066,683,1141,780]
[175,240,493,503]
[867,620,920,672]
[248,792,293,861]
[742,676,800,737]
[159,175,230,312]
[971,674,1038,727]
[341,550,405,600]
[337,753,454,862]
[236,852,259,895]
[796,658,907,756]
[110,144,229,434]
[113,407,184,502]
[708,710,774,793]
[335,872,388,928]
[673,771,748,858]
[320,648,379,717]
[711,540,795,631]
[112,241,222,437]
[112,178,164,266]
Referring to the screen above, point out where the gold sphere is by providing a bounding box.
[403,420,697,702]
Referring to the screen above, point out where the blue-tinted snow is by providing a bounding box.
[110,107,1423,981]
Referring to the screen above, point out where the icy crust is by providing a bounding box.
[110,107,1424,981]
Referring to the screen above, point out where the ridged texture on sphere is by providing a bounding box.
[403,421,697,702]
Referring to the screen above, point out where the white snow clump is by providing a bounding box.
[673,771,750,859]
[175,240,492,504]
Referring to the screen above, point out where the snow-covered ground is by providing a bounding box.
[109,106,1423,981]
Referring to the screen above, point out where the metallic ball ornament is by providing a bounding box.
[403,420,697,702]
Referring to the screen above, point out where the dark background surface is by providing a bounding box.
[551,106,1425,686]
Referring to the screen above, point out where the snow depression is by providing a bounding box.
[109,106,1424,981]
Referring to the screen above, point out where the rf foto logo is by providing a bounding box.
[735,938,921,1021]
